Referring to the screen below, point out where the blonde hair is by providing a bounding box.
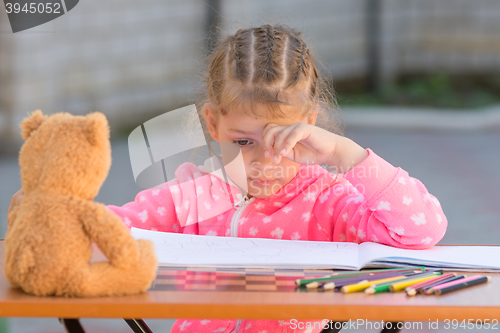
[187,23,344,178]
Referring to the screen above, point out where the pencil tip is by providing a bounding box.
[323,283,335,290]
[306,282,319,289]
[406,289,416,296]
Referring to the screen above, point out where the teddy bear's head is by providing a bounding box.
[19,110,112,200]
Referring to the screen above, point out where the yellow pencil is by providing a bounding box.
[339,276,408,293]
[389,273,442,292]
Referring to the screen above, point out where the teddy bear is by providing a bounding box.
[4,110,158,297]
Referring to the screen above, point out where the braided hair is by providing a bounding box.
[195,23,342,140]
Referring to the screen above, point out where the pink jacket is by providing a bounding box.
[107,148,448,333]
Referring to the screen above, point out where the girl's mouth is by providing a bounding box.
[249,178,276,186]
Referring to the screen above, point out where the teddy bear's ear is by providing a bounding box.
[85,112,109,146]
[20,110,47,140]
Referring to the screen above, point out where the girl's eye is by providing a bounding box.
[234,140,253,147]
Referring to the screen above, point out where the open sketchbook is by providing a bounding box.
[131,227,500,272]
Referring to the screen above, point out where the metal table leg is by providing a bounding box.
[125,319,154,333]
[59,318,85,333]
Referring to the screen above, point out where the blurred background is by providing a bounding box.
[1,0,499,332]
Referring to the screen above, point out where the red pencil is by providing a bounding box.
[421,275,466,294]
[405,273,456,296]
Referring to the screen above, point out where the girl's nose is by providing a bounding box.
[249,150,277,174]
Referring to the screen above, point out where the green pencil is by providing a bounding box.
[295,267,426,286]
[365,270,442,294]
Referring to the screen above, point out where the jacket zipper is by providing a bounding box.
[229,196,254,333]
[230,196,254,237]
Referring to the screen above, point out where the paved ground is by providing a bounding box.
[343,126,500,246]
[1,111,499,332]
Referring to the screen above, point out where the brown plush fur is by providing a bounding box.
[5,110,158,297]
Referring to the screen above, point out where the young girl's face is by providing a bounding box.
[205,104,316,199]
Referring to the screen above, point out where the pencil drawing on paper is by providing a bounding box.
[153,234,356,266]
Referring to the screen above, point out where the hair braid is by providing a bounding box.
[197,23,343,142]
[310,63,319,98]
[253,24,282,84]
[283,34,306,89]
[300,42,308,73]
[232,29,249,81]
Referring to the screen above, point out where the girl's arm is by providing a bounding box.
[314,148,448,250]
[264,121,447,249]
[106,182,181,233]
[105,161,233,234]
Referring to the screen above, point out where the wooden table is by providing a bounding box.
[1,241,499,332]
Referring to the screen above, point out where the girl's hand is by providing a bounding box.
[8,189,24,215]
[262,122,368,172]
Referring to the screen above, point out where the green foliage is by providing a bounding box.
[0,318,9,333]
[337,73,500,109]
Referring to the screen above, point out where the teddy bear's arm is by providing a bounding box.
[7,206,19,228]
[74,198,140,268]
[7,189,24,228]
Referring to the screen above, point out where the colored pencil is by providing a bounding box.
[406,273,456,291]
[389,273,442,292]
[422,275,466,294]
[433,276,491,295]
[305,274,378,289]
[339,276,407,293]
[429,274,479,291]
[405,273,456,296]
[294,267,425,286]
[428,274,488,294]
[307,271,414,289]
[320,271,413,290]
[365,270,442,294]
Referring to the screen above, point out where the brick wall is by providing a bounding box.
[0,0,499,148]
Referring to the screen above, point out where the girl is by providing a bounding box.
[10,24,448,333]
[107,23,448,333]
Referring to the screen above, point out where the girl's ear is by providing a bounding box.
[204,103,220,142]
[308,112,318,126]
[307,104,320,125]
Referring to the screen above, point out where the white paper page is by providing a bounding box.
[358,242,500,269]
[131,228,360,269]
